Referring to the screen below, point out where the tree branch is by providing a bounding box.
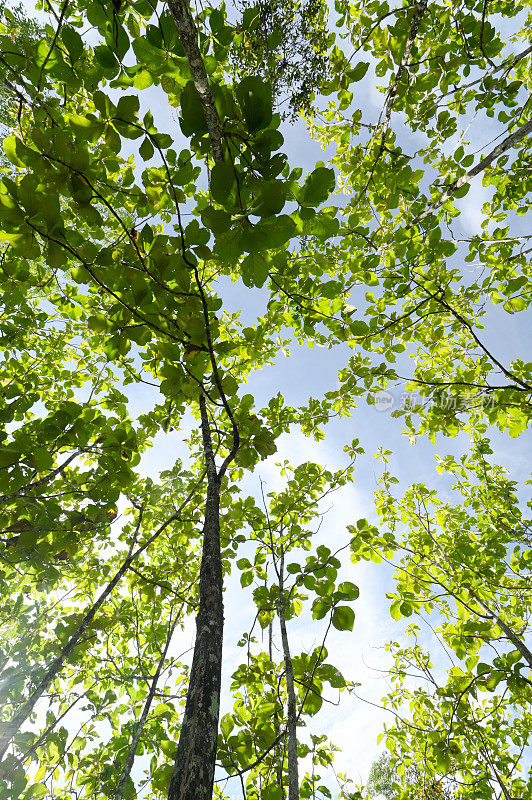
[167,0,224,163]
[416,117,532,221]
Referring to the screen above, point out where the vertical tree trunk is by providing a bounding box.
[277,549,299,800]
[164,4,238,795]
[168,395,224,800]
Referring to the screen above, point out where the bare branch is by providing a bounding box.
[167,0,224,163]
[416,117,532,221]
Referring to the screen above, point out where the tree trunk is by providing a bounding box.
[164,5,233,794]
[167,395,224,800]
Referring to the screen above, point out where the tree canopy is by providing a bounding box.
[0,0,531,799]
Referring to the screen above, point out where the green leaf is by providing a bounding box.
[433,743,451,773]
[312,597,331,620]
[87,314,113,333]
[390,600,402,620]
[302,686,323,715]
[253,181,287,217]
[301,167,336,207]
[68,113,104,141]
[220,713,234,738]
[62,25,84,63]
[235,76,272,132]
[263,785,283,800]
[115,94,140,122]
[240,571,253,587]
[201,206,231,234]
[139,136,154,161]
[180,81,208,136]
[252,428,277,458]
[331,606,355,631]
[3,135,25,167]
[47,241,68,269]
[108,22,129,61]
[94,45,119,73]
[347,62,369,82]
[336,581,359,601]
[243,215,296,254]
[399,601,413,617]
[210,161,236,204]
[133,69,153,89]
[241,253,269,288]
[0,447,20,468]
[350,320,369,336]
[25,784,48,798]
[301,209,339,240]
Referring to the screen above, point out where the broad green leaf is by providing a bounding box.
[331,605,355,631]
[210,161,236,204]
[62,25,83,63]
[301,167,336,207]
[180,81,208,136]
[235,76,272,132]
[94,44,119,73]
[347,62,369,82]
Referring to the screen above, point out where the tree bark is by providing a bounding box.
[164,6,239,797]
[167,395,224,800]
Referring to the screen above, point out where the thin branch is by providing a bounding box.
[416,117,532,221]
[114,612,181,800]
[0,450,80,505]
[167,0,224,162]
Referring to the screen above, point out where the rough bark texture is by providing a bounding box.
[167,0,224,163]
[167,395,223,800]
[165,6,233,795]
[277,550,299,800]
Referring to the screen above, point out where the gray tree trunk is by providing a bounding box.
[167,396,224,800]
